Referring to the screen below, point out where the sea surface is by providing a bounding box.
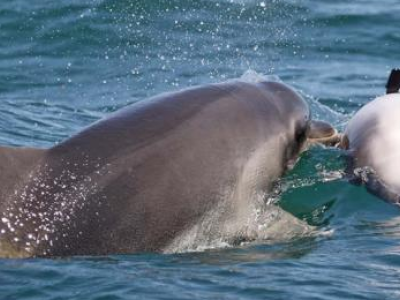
[1,0,400,299]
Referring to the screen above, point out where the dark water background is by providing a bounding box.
[1,0,400,299]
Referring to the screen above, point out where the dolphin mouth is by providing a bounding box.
[307,120,341,147]
[308,130,341,147]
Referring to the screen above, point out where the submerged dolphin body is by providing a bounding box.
[340,69,400,205]
[0,80,337,257]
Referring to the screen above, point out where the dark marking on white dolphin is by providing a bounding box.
[0,80,336,257]
[386,69,400,94]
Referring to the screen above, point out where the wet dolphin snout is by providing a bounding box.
[307,120,340,146]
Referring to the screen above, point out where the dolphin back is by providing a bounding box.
[0,146,44,201]
[0,146,45,257]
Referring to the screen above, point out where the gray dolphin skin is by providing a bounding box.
[340,69,400,205]
[0,80,337,257]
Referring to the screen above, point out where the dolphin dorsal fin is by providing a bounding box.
[386,69,400,94]
[0,146,45,201]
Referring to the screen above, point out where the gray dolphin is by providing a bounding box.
[0,80,337,257]
[340,69,400,205]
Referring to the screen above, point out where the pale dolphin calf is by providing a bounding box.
[340,69,400,205]
[0,80,338,257]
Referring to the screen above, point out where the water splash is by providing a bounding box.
[240,69,282,83]
[164,198,316,254]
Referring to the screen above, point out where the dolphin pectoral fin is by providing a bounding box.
[306,120,341,147]
[0,146,45,202]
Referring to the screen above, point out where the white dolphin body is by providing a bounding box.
[342,92,400,204]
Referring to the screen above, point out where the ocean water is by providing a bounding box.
[1,0,400,299]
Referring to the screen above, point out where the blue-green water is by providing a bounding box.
[1,0,400,299]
